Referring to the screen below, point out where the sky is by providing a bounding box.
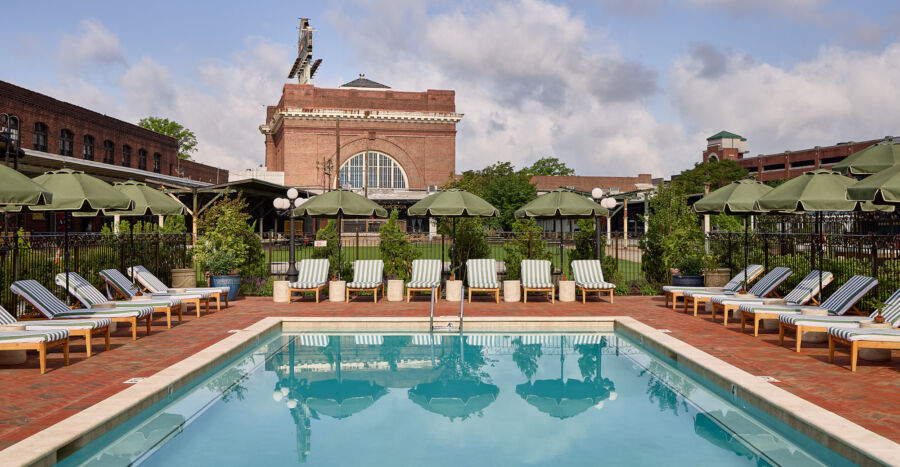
[2,0,899,178]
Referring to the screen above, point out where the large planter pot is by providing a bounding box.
[445,280,463,302]
[210,275,240,301]
[329,281,346,302]
[387,280,404,302]
[503,280,521,302]
[171,268,197,289]
[672,275,703,287]
[702,268,731,288]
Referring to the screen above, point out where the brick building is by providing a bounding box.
[0,80,226,184]
[701,130,894,182]
[259,75,462,192]
[531,174,655,195]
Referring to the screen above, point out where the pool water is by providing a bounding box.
[61,331,851,466]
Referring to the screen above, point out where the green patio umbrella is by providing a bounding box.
[303,379,387,419]
[293,189,388,274]
[0,164,52,207]
[28,168,132,303]
[515,189,609,278]
[693,179,773,292]
[847,164,900,206]
[408,379,500,420]
[833,141,900,177]
[408,189,499,278]
[755,169,891,303]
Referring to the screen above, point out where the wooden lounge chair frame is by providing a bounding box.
[130,266,227,311]
[828,333,900,372]
[0,336,69,374]
[103,274,205,319]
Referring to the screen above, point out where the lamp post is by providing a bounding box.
[600,197,617,251]
[591,188,604,261]
[274,188,301,282]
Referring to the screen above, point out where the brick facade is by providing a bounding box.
[261,84,461,190]
[531,174,654,194]
[0,80,225,184]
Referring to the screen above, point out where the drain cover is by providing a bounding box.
[227,330,242,333]
[759,376,780,383]
[124,377,145,384]
[657,329,672,333]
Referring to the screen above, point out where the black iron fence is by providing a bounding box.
[0,232,192,314]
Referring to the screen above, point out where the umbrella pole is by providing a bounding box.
[558,218,563,277]
[743,214,749,292]
[64,212,70,305]
[452,218,457,277]
[337,213,342,276]
[817,212,823,305]
[130,220,135,284]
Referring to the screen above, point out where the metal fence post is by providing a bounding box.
[356,230,360,260]
[763,234,769,271]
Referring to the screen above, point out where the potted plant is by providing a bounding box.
[206,249,242,301]
[671,254,704,287]
[379,210,418,302]
[445,266,463,302]
[701,254,731,288]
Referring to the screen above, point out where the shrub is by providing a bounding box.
[570,218,603,262]
[193,194,262,288]
[503,218,551,280]
[641,184,704,283]
[440,218,489,280]
[314,220,352,280]
[379,210,419,281]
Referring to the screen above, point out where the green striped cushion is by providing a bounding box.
[10,280,72,318]
[467,259,499,289]
[129,265,228,295]
[663,264,763,294]
[0,306,16,325]
[347,260,384,289]
[100,269,142,297]
[829,327,900,342]
[0,329,68,344]
[293,259,329,288]
[686,267,791,299]
[1,305,111,330]
[56,272,177,308]
[784,271,835,304]
[819,275,877,315]
[521,260,553,289]
[407,259,441,288]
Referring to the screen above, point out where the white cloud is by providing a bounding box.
[58,19,127,69]
[670,41,900,156]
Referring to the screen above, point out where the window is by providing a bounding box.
[102,140,115,164]
[33,122,48,151]
[338,151,407,189]
[59,129,74,156]
[153,152,161,173]
[138,149,147,170]
[1,115,19,145]
[82,135,95,160]
[122,145,132,166]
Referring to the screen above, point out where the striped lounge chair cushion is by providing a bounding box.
[1,305,111,330]
[719,270,833,306]
[55,273,178,309]
[467,259,499,289]
[780,287,900,329]
[829,327,900,343]
[687,267,791,299]
[571,260,616,290]
[347,260,384,289]
[290,259,329,289]
[663,264,764,294]
[295,334,329,347]
[129,265,228,295]
[412,334,441,346]
[407,259,441,289]
[740,274,876,316]
[355,335,384,345]
[0,329,68,344]
[102,269,203,301]
[521,260,553,289]
[10,279,153,319]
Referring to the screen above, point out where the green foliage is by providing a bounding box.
[675,255,703,276]
[524,156,575,176]
[672,160,748,193]
[314,220,351,280]
[765,178,787,188]
[379,210,419,280]
[138,116,198,160]
[502,218,550,280]
[641,184,704,283]
[571,218,603,262]
[710,213,742,231]
[601,255,628,295]
[636,279,661,296]
[193,195,262,286]
[446,161,537,230]
[205,249,241,275]
[438,218,489,279]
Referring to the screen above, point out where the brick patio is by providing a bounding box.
[0,295,898,452]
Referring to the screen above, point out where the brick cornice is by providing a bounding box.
[260,108,463,135]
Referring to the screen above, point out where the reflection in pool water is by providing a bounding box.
[63,332,848,466]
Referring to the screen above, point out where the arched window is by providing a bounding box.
[122,145,132,166]
[33,122,48,151]
[708,154,718,162]
[138,149,147,170]
[83,135,94,160]
[338,151,407,189]
[153,152,161,173]
[102,140,115,164]
[59,129,74,156]
[1,115,19,145]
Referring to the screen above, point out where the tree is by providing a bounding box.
[672,159,748,193]
[502,217,550,280]
[138,117,198,160]
[379,210,420,281]
[447,161,537,230]
[525,156,575,176]
[640,184,704,283]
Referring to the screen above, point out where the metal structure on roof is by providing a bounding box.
[287,18,322,84]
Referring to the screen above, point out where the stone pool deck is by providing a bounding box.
[0,295,897,452]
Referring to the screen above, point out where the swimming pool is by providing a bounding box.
[58,329,853,466]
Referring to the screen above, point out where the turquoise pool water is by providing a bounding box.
[61,331,851,466]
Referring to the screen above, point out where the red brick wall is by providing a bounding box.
[1,80,224,184]
[279,84,455,113]
[735,139,884,182]
[531,174,653,193]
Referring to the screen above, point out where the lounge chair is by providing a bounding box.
[828,327,900,371]
[101,269,207,317]
[129,265,227,311]
[0,328,69,374]
[521,259,554,303]
[346,260,384,303]
[571,260,615,304]
[56,272,183,329]
[662,264,764,309]
[1,306,110,357]
[683,267,791,316]
[406,259,441,302]
[779,287,900,352]
[739,275,878,337]
[288,259,330,303]
[466,259,500,303]
[711,270,833,325]
[10,279,155,340]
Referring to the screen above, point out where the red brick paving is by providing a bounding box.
[0,295,898,452]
